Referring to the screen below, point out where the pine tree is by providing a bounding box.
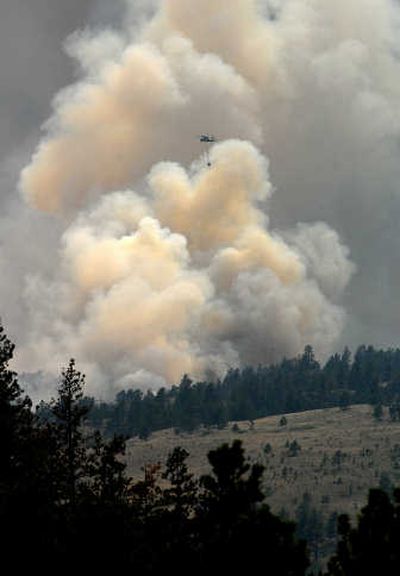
[326,488,400,575]
[162,446,198,518]
[198,440,308,574]
[0,322,33,489]
[0,323,55,569]
[50,358,89,505]
[89,431,129,504]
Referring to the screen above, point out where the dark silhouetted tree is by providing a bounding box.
[326,488,400,575]
[50,358,90,505]
[89,431,129,504]
[0,322,33,489]
[162,446,197,518]
[198,440,309,574]
[0,323,57,569]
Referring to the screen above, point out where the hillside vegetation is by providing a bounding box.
[87,344,400,439]
[125,403,400,569]
[125,404,400,521]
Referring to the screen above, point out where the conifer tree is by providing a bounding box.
[198,440,308,574]
[50,358,89,505]
[0,322,32,493]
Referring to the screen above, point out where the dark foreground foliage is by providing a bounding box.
[0,323,307,573]
[3,322,400,574]
[326,488,400,576]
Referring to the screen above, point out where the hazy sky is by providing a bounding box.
[0,0,92,158]
[2,0,400,399]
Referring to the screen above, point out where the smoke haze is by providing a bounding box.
[2,0,400,398]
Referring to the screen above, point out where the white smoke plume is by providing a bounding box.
[19,138,351,393]
[8,0,400,397]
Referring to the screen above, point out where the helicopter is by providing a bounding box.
[197,134,217,166]
[199,134,216,143]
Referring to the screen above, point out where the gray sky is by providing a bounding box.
[0,0,100,350]
[0,0,97,161]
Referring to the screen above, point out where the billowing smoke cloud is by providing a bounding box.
[7,0,400,397]
[18,137,352,394]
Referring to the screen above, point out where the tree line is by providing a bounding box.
[83,344,400,437]
[3,322,400,572]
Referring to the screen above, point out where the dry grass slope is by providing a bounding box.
[125,404,400,520]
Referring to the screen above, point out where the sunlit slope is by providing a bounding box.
[125,404,400,519]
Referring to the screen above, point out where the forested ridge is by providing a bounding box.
[85,344,400,438]
[4,321,400,574]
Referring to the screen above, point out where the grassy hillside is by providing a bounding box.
[125,404,400,522]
